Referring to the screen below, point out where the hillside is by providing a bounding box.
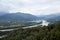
[1,22,60,40]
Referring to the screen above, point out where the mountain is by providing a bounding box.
[0,12,38,22]
[38,13,60,22]
[0,12,7,16]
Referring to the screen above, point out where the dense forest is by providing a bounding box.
[0,22,60,40]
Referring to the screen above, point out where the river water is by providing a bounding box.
[0,20,49,38]
[0,20,49,32]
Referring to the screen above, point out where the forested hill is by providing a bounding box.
[1,21,60,40]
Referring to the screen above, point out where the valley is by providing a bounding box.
[0,20,49,38]
[0,12,60,40]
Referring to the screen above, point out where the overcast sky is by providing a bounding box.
[0,0,60,15]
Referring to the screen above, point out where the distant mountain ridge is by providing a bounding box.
[0,12,7,16]
[0,12,38,21]
[38,13,60,22]
[0,12,60,22]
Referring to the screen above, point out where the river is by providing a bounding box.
[0,20,49,38]
[0,20,49,32]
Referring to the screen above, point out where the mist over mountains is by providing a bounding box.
[0,12,38,21]
[38,13,60,22]
[0,12,8,16]
[0,12,60,22]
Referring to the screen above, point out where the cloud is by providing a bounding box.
[0,0,60,15]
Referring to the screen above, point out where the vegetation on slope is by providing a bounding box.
[0,22,60,40]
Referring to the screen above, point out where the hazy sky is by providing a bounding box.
[0,0,60,15]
